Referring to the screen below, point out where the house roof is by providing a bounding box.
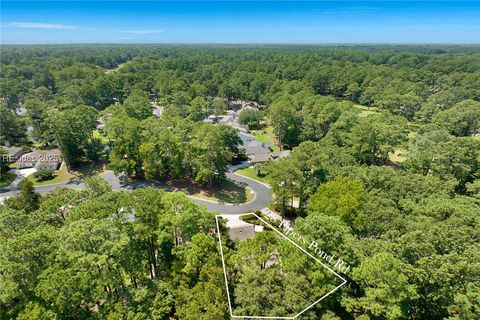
[152,105,164,118]
[238,131,255,145]
[247,140,269,148]
[250,153,272,163]
[227,100,242,106]
[15,107,27,116]
[5,146,23,156]
[272,150,291,159]
[222,122,249,132]
[226,110,238,117]
[245,140,272,155]
[17,149,62,168]
[239,105,259,113]
[219,115,236,124]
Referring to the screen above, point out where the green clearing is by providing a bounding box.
[0,173,16,188]
[251,126,280,151]
[27,162,106,186]
[389,148,408,164]
[235,167,270,184]
[150,177,255,204]
[354,104,380,117]
[194,181,255,204]
[27,165,74,186]
[105,61,131,74]
[407,130,419,140]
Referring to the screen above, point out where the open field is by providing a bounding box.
[251,126,280,151]
[235,167,270,184]
[27,162,106,186]
[389,148,408,164]
[147,177,255,204]
[27,165,74,186]
[354,104,380,117]
[194,181,255,203]
[104,60,131,74]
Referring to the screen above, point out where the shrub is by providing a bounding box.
[34,168,55,182]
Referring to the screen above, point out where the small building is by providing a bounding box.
[238,104,259,114]
[17,149,62,170]
[226,110,239,118]
[227,100,243,111]
[244,140,272,156]
[238,131,255,146]
[152,104,164,118]
[272,150,291,160]
[250,153,272,163]
[219,114,237,125]
[248,150,291,164]
[96,117,106,130]
[226,219,255,241]
[15,107,27,116]
[242,101,259,109]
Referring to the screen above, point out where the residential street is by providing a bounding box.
[0,170,272,215]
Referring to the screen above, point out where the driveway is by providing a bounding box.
[0,168,37,193]
[0,169,271,215]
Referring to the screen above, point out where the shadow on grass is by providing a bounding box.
[202,180,250,204]
[68,161,107,180]
[139,177,252,204]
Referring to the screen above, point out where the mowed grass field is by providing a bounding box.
[251,126,280,151]
[104,60,131,74]
[354,104,380,117]
[235,167,270,184]
[193,180,255,204]
[27,162,106,186]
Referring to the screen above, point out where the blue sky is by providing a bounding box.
[1,1,479,44]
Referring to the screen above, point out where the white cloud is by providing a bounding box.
[8,22,84,30]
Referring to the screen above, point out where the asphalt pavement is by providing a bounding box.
[0,169,271,215]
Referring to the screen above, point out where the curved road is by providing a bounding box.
[0,170,271,215]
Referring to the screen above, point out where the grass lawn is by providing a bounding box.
[159,178,255,204]
[194,180,255,204]
[0,173,17,188]
[407,130,419,140]
[105,61,131,74]
[389,148,408,164]
[27,165,75,186]
[251,126,280,152]
[27,161,107,186]
[354,104,380,117]
[235,167,270,184]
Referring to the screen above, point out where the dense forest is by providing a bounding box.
[1,45,479,319]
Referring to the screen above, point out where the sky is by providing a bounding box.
[1,1,479,44]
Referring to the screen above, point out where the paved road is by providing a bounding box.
[0,170,271,215]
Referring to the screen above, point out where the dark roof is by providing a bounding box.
[16,149,62,168]
[250,153,272,163]
[272,150,291,159]
[238,131,255,145]
[245,141,271,155]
